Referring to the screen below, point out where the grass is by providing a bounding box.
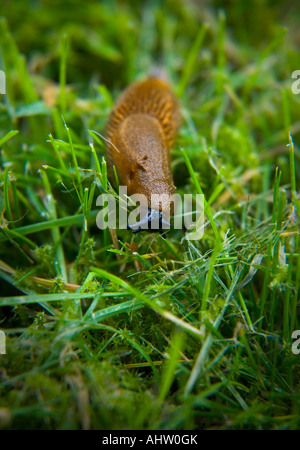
[0,0,300,430]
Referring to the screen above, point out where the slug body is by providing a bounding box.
[106,77,180,234]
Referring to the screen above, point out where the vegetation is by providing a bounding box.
[0,0,299,430]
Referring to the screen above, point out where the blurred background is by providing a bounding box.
[1,0,300,182]
[2,0,300,87]
[0,0,300,431]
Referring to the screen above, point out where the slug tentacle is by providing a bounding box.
[105,76,180,234]
[127,209,171,239]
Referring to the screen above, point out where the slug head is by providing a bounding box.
[127,208,171,239]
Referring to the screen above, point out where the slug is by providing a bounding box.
[105,76,181,235]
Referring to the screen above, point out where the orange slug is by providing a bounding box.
[105,76,181,234]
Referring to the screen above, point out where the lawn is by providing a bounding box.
[0,0,299,430]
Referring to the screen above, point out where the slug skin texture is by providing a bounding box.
[106,77,181,233]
